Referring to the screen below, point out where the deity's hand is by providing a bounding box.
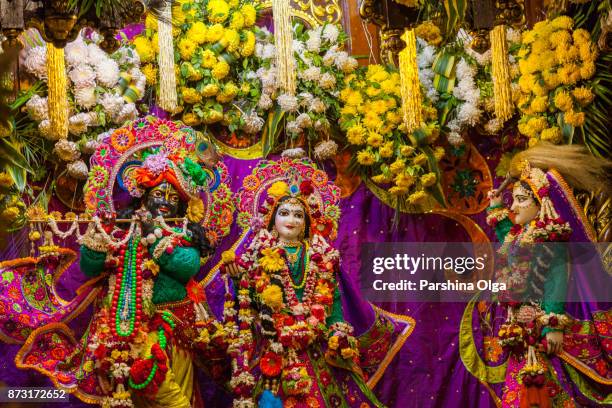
[545,331,563,354]
[487,189,503,207]
[224,262,244,278]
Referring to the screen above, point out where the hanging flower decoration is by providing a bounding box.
[134,0,270,135]
[515,16,598,146]
[0,173,26,232]
[22,29,145,180]
[338,64,444,207]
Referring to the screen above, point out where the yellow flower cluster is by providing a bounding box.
[516,15,598,145]
[339,64,443,206]
[414,21,442,46]
[133,0,260,126]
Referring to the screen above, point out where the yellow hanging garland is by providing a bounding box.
[272,0,296,95]
[398,29,423,133]
[46,43,68,139]
[157,1,179,113]
[490,25,514,123]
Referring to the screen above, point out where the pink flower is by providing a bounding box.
[537,186,549,198]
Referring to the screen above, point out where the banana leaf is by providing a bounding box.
[261,107,285,157]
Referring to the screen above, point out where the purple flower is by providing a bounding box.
[143,151,168,175]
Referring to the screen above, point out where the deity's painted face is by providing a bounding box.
[510,182,540,225]
[145,181,181,218]
[274,199,307,242]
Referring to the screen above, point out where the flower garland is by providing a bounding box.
[0,173,26,232]
[133,0,266,134]
[515,15,598,146]
[338,63,443,206]
[22,29,145,180]
[222,229,354,407]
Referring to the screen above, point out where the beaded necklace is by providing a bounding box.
[111,236,144,339]
[286,246,307,289]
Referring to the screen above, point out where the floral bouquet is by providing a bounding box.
[134,0,269,135]
[515,15,598,146]
[281,362,313,397]
[339,63,444,207]
[22,30,145,180]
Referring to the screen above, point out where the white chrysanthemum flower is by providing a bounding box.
[314,118,329,131]
[130,68,146,96]
[245,70,257,80]
[69,65,96,87]
[68,113,91,135]
[456,59,476,81]
[417,45,436,69]
[54,139,81,162]
[292,39,306,55]
[262,44,276,60]
[82,139,100,154]
[342,57,358,73]
[484,118,502,134]
[87,43,108,66]
[306,28,322,52]
[447,119,461,133]
[115,46,140,66]
[114,102,137,125]
[23,46,47,79]
[448,131,464,147]
[285,121,301,135]
[99,93,124,118]
[314,139,338,160]
[310,98,326,114]
[277,94,298,112]
[322,50,337,66]
[300,66,321,82]
[67,160,89,180]
[456,102,482,127]
[319,72,336,89]
[322,25,340,44]
[297,92,314,107]
[38,120,55,140]
[257,93,273,110]
[65,37,89,67]
[281,147,306,158]
[26,95,49,121]
[96,58,120,87]
[506,27,521,44]
[242,112,264,134]
[295,113,312,129]
[74,86,97,109]
[257,67,277,89]
[255,43,264,58]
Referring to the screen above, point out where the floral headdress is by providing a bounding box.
[84,116,235,241]
[235,157,341,240]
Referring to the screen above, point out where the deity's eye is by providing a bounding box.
[294,211,304,219]
[169,194,180,203]
[278,209,290,216]
[151,190,163,198]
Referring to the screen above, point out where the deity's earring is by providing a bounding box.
[272,228,279,238]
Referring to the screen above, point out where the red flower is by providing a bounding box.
[299,180,314,196]
[260,351,282,377]
[312,219,333,238]
[537,187,549,198]
[186,279,206,303]
[510,224,522,235]
[310,304,326,322]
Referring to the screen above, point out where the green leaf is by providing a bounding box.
[6,164,26,192]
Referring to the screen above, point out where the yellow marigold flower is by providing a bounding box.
[407,190,428,205]
[531,39,549,55]
[556,45,579,64]
[182,87,202,104]
[414,21,442,46]
[413,153,428,167]
[328,335,339,350]
[379,144,394,159]
[433,146,445,161]
[390,159,405,175]
[366,65,386,81]
[389,186,408,196]
[340,105,357,116]
[216,82,239,103]
[182,112,201,127]
[573,28,590,44]
[187,21,208,44]
[541,126,563,144]
[400,145,415,156]
[386,110,402,125]
[518,122,536,138]
[572,87,594,106]
[362,114,383,131]
[549,30,571,48]
[200,49,217,69]
[221,250,236,264]
[518,74,537,94]
[201,83,220,97]
[357,150,376,166]
[371,174,393,184]
[259,248,285,273]
[527,116,548,132]
[366,87,382,98]
[186,197,205,222]
[345,91,363,107]
[241,31,256,57]
[580,61,596,80]
[241,4,257,26]
[579,44,597,63]
[341,347,357,359]
[528,137,540,148]
[133,36,154,63]
[380,79,396,93]
[542,70,560,89]
[222,28,240,52]
[145,14,158,30]
[1,206,20,223]
[260,284,283,311]
[532,84,548,97]
[172,4,186,24]
[367,132,384,147]
[183,62,202,81]
[395,173,415,188]
[230,11,245,30]
[554,91,573,112]
[207,24,225,43]
[530,96,548,113]
[212,60,230,80]
[564,110,585,127]
[0,172,13,187]
[267,181,290,198]
[346,125,366,145]
[207,0,230,23]
[522,31,536,45]
[551,16,574,30]
[178,38,197,61]
[420,172,437,187]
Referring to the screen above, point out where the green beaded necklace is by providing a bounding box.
[286,246,309,290]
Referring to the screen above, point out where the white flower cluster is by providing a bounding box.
[22,31,146,179]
